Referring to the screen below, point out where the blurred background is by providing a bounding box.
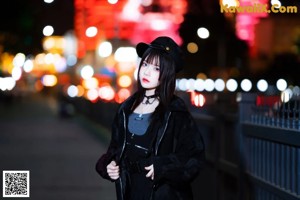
[0,0,300,200]
[0,0,300,102]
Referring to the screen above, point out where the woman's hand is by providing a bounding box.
[107,160,119,180]
[145,164,154,180]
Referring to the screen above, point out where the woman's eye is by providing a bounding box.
[155,67,160,71]
[142,62,148,67]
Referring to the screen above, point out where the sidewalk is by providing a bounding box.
[0,93,116,200]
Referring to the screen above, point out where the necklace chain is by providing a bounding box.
[135,94,158,120]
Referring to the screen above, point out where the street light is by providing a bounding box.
[44,0,54,3]
[43,25,54,37]
[197,27,209,39]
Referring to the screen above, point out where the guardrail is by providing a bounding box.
[240,93,300,200]
[190,92,300,200]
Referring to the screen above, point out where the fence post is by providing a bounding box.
[237,92,257,199]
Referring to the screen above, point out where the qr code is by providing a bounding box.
[2,170,30,198]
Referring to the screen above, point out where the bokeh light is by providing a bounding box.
[281,88,292,103]
[41,75,57,87]
[187,42,198,54]
[23,59,34,73]
[204,79,214,92]
[241,79,252,92]
[214,79,225,92]
[197,27,209,39]
[118,75,132,88]
[226,79,238,92]
[67,85,78,98]
[12,67,22,81]
[86,26,98,37]
[276,79,287,92]
[108,0,118,4]
[257,79,268,92]
[43,25,54,36]
[80,65,94,79]
[194,79,205,92]
[98,41,113,58]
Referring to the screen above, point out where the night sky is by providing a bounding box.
[0,0,74,55]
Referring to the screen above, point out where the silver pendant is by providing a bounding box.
[134,114,143,120]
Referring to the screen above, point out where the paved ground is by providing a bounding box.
[0,92,116,200]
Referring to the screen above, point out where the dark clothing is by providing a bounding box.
[125,128,154,200]
[128,112,151,135]
[95,93,205,200]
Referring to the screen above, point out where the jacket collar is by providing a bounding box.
[167,95,189,113]
[118,92,138,116]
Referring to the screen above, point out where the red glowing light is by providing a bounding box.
[190,91,206,107]
[74,0,187,58]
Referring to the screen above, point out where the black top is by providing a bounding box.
[124,112,156,200]
[128,112,152,136]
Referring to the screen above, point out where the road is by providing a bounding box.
[0,92,116,200]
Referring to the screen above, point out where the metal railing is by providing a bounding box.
[69,92,300,200]
[241,93,300,200]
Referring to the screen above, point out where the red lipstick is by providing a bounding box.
[142,78,149,83]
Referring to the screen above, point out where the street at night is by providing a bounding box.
[1,0,300,199]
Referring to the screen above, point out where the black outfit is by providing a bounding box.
[96,93,205,200]
[125,128,154,199]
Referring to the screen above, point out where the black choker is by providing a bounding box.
[143,94,158,105]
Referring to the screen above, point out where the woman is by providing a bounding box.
[96,36,205,200]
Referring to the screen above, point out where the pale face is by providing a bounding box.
[139,57,160,93]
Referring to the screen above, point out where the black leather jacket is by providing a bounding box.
[96,93,205,200]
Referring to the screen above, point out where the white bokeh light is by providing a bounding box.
[178,78,188,91]
[43,25,54,36]
[197,27,209,39]
[41,74,57,87]
[87,89,99,101]
[13,53,26,68]
[44,0,54,3]
[257,79,268,92]
[204,79,214,92]
[0,78,5,91]
[23,59,34,72]
[271,0,281,8]
[194,79,205,91]
[108,0,118,4]
[241,79,252,92]
[12,67,22,80]
[0,77,16,91]
[115,47,137,62]
[276,79,287,92]
[281,89,293,103]
[80,65,94,79]
[214,79,225,92]
[98,41,113,58]
[86,26,98,37]
[186,79,195,91]
[226,79,238,92]
[67,85,78,98]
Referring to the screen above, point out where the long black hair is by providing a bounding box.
[131,47,177,118]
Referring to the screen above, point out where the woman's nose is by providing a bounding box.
[144,67,151,75]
